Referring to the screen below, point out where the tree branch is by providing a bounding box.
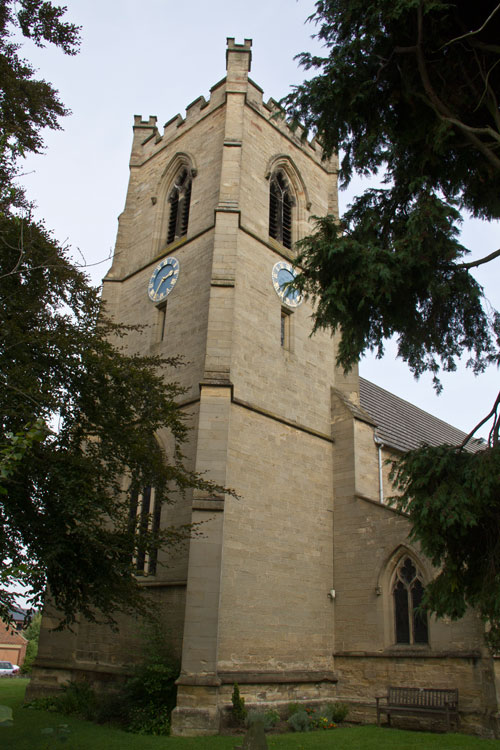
[439,116,500,144]
[489,406,500,446]
[460,389,500,448]
[2,382,44,409]
[472,52,500,125]
[440,3,500,49]
[458,248,500,270]
[415,2,500,172]
[394,45,418,55]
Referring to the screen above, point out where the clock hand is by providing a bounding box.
[281,273,295,295]
[157,269,174,290]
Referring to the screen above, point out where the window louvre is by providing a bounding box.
[282,192,292,248]
[167,191,179,244]
[167,168,192,244]
[269,170,293,249]
[269,188,279,238]
[179,178,191,236]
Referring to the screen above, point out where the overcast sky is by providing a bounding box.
[19,0,499,440]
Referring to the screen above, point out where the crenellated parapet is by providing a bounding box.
[254,94,330,167]
[130,37,336,173]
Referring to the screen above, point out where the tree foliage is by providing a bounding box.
[0,0,80,208]
[283,0,500,646]
[21,610,41,673]
[0,2,227,629]
[284,0,500,387]
[1,213,224,629]
[391,441,500,650]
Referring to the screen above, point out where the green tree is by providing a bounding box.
[1,214,220,628]
[0,0,80,208]
[21,610,41,673]
[0,2,227,630]
[283,0,500,648]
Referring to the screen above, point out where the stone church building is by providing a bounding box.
[29,38,499,736]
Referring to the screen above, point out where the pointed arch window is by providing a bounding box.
[167,168,192,244]
[392,557,429,644]
[129,486,161,576]
[269,170,294,249]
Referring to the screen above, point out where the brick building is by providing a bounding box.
[0,618,27,666]
[28,38,499,737]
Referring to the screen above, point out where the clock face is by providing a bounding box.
[148,256,179,303]
[271,261,302,308]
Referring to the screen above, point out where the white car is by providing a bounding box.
[0,661,20,677]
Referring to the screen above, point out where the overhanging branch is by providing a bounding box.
[458,248,500,270]
[415,2,500,173]
[460,389,500,448]
[439,4,500,49]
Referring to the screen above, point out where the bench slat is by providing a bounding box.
[377,687,459,731]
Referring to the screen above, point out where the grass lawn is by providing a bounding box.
[2,678,499,749]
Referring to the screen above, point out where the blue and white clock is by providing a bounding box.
[148,256,179,303]
[271,261,302,308]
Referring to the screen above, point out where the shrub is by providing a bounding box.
[287,702,301,717]
[287,703,347,732]
[92,690,130,725]
[126,704,171,735]
[323,701,349,723]
[125,659,178,718]
[25,696,60,712]
[25,659,178,737]
[120,618,179,736]
[245,708,280,731]
[316,715,337,730]
[287,708,311,732]
[231,683,247,725]
[25,620,180,736]
[26,681,98,720]
[122,647,179,736]
[55,681,97,720]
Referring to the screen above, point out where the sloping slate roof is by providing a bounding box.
[359,377,484,453]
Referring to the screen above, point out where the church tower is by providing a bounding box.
[115,37,350,734]
[29,38,498,738]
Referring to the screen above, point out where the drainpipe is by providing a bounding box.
[374,434,384,504]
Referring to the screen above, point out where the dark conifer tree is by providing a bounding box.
[283,0,500,649]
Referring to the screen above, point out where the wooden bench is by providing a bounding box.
[376,687,459,730]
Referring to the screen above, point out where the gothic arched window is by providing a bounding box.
[129,485,161,576]
[392,556,429,644]
[167,168,192,244]
[269,170,293,249]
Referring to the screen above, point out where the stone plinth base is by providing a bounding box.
[171,682,221,736]
[170,706,220,736]
[170,670,339,735]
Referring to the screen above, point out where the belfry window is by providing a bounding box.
[167,168,192,244]
[392,557,428,644]
[129,486,161,576]
[269,170,293,249]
